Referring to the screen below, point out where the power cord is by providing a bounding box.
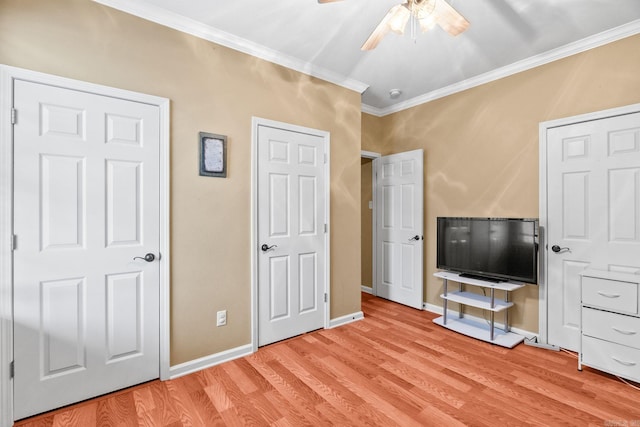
[531,343,640,391]
[477,288,640,392]
[453,283,640,392]
[617,376,640,392]
[560,348,577,358]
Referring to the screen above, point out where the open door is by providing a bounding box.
[374,149,424,309]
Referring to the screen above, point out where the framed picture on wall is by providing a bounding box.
[199,132,227,178]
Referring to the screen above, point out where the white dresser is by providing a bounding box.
[579,269,640,382]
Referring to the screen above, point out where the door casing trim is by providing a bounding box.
[250,117,331,352]
[0,65,171,426]
[538,102,640,346]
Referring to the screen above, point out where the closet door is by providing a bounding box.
[256,122,327,346]
[544,111,640,350]
[13,79,161,419]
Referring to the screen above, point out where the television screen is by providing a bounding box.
[436,217,538,284]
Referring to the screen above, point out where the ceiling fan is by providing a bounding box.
[318,0,469,50]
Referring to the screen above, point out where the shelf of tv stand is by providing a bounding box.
[434,271,525,292]
[439,291,514,312]
[433,316,524,348]
[433,271,525,348]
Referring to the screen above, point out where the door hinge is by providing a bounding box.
[324,224,327,233]
[11,234,16,251]
[324,293,327,303]
[324,153,327,164]
[9,361,14,379]
[11,108,17,125]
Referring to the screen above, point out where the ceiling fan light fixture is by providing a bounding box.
[388,5,411,34]
[357,0,469,50]
[413,0,436,19]
[419,16,437,32]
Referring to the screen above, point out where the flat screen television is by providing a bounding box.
[436,217,538,284]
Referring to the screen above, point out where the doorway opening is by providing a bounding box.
[361,151,380,298]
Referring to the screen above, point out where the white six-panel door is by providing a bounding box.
[375,149,424,309]
[257,124,326,346]
[546,112,640,351]
[13,80,161,419]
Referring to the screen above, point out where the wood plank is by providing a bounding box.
[15,292,640,426]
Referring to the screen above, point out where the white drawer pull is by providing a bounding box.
[597,291,621,298]
[611,327,637,336]
[611,356,637,367]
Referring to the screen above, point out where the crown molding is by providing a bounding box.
[94,0,639,117]
[93,0,369,94]
[361,104,384,116]
[363,19,640,117]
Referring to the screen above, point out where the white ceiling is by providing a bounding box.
[97,0,640,115]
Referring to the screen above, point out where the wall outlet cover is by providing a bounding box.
[216,310,227,326]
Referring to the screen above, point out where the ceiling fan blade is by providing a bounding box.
[361,4,410,51]
[432,0,469,36]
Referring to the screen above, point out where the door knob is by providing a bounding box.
[551,245,569,253]
[261,244,277,252]
[133,253,155,262]
[408,235,421,241]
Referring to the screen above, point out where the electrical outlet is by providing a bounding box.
[216,310,227,327]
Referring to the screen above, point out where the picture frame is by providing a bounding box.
[199,132,227,178]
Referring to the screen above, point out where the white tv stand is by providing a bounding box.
[432,271,525,348]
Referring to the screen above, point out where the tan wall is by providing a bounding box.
[364,34,640,333]
[362,112,385,153]
[0,0,362,365]
[360,159,373,287]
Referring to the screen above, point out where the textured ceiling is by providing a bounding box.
[97,0,640,115]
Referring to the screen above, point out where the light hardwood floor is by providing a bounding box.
[15,293,640,426]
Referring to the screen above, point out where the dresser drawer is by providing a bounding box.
[582,336,640,382]
[582,307,640,349]
[582,276,638,314]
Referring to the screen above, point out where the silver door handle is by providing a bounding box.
[551,245,570,253]
[133,253,155,262]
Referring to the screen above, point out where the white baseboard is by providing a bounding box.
[423,302,536,340]
[168,343,253,379]
[423,302,443,314]
[329,311,364,328]
[361,285,373,294]
[169,310,366,379]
